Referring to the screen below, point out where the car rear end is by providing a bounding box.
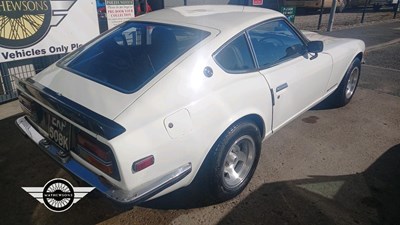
[16,77,128,200]
[15,20,212,204]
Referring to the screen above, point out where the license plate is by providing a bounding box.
[48,113,71,151]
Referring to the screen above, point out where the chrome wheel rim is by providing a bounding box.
[345,67,359,99]
[222,135,255,189]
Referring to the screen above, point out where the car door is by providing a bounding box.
[247,19,333,131]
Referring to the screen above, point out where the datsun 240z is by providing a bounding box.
[16,5,365,204]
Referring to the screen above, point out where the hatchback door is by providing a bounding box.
[32,22,211,120]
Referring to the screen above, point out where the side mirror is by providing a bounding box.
[307,41,323,53]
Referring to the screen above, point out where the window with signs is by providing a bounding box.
[215,34,255,73]
[248,19,306,68]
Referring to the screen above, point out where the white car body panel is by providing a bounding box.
[303,31,365,90]
[260,52,333,131]
[15,5,365,203]
[113,52,273,193]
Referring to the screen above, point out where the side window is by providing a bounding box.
[215,34,255,73]
[248,20,305,68]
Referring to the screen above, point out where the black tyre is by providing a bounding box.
[333,57,361,107]
[207,121,261,201]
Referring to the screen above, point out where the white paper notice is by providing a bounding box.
[106,0,135,29]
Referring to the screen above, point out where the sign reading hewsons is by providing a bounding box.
[0,0,100,63]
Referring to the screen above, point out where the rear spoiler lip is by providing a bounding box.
[17,78,126,140]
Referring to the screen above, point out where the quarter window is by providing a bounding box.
[248,20,305,68]
[215,34,255,73]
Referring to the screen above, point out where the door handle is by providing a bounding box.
[276,83,288,92]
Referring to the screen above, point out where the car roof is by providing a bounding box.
[135,5,285,33]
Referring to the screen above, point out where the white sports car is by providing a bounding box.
[16,5,365,204]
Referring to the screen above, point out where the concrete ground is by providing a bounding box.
[0,20,399,225]
[0,100,21,121]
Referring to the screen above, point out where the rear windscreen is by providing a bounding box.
[58,22,210,93]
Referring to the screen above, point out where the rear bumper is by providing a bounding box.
[16,116,192,204]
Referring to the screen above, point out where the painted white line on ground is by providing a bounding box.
[364,64,400,73]
[366,38,400,52]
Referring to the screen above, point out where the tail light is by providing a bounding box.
[18,94,37,119]
[76,132,118,179]
[77,134,111,162]
[19,95,34,114]
[18,93,45,128]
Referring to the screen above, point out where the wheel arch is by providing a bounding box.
[346,51,363,78]
[336,52,363,90]
[193,113,266,177]
[182,112,266,196]
[334,49,364,88]
[235,114,266,138]
[355,52,363,64]
[211,113,266,154]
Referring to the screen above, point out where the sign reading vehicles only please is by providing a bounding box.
[0,0,100,63]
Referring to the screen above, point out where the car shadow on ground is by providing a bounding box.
[144,144,400,225]
[0,115,126,225]
[217,144,400,225]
